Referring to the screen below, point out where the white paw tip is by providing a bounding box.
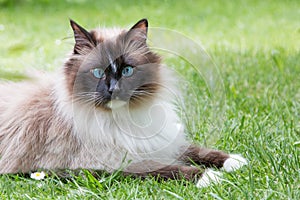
[196,169,222,188]
[223,154,248,172]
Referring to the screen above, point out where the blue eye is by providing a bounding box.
[91,68,105,79]
[122,66,134,77]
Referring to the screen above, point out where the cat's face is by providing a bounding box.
[64,19,161,110]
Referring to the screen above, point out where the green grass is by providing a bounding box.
[0,0,299,199]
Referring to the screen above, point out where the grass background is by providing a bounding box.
[0,0,299,199]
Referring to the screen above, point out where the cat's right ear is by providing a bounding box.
[70,19,96,55]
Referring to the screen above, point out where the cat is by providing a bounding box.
[0,18,247,187]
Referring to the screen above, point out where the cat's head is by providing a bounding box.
[64,19,162,110]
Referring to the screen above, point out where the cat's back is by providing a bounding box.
[0,74,60,136]
[0,78,53,117]
[0,76,77,173]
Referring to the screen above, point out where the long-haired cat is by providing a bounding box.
[0,19,247,187]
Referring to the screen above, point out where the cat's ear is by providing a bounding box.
[70,19,96,54]
[127,18,148,43]
[130,18,148,35]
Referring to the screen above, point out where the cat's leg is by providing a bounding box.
[124,161,203,181]
[180,145,248,172]
[123,161,224,188]
[178,145,247,187]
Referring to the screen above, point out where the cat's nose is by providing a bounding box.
[108,78,120,94]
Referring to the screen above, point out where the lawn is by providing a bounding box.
[0,0,299,199]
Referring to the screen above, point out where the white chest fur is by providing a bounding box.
[72,99,188,169]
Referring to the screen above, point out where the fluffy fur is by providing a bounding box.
[0,19,247,186]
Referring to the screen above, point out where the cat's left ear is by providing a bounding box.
[70,19,96,54]
[127,18,148,42]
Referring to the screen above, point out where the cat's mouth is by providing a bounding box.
[106,100,127,109]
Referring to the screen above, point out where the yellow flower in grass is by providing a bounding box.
[30,171,46,180]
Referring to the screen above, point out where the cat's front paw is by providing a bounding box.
[196,169,222,188]
[222,154,248,172]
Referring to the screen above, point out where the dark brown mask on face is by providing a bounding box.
[64,19,162,110]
